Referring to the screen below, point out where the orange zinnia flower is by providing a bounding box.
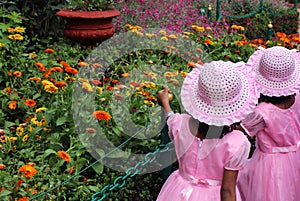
[111,79,118,84]
[91,79,102,86]
[129,81,142,88]
[69,166,75,174]
[54,81,66,88]
[35,62,46,72]
[276,32,286,39]
[121,73,130,78]
[45,48,55,54]
[205,39,214,45]
[51,67,64,72]
[8,100,17,110]
[93,110,111,121]
[43,70,52,78]
[3,87,12,94]
[65,67,78,75]
[13,71,22,77]
[29,77,41,84]
[25,99,36,107]
[60,61,71,68]
[57,150,71,162]
[0,164,5,170]
[17,197,29,201]
[187,61,196,68]
[19,165,37,178]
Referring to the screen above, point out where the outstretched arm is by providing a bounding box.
[221,169,238,201]
[157,86,172,114]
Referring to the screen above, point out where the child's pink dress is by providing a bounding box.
[156,114,251,201]
[237,94,300,201]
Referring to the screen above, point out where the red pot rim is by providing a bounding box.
[56,8,120,19]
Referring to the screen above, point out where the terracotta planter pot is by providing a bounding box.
[56,8,120,46]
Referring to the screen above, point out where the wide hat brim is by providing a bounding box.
[246,46,300,97]
[181,62,258,126]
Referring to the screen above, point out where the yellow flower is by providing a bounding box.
[35,107,47,113]
[82,82,93,92]
[143,81,156,88]
[146,33,156,38]
[144,100,155,107]
[238,26,245,31]
[183,31,193,35]
[41,119,47,126]
[192,25,205,32]
[131,25,142,30]
[16,126,24,136]
[0,43,5,47]
[43,127,51,132]
[28,52,37,59]
[7,34,24,40]
[168,34,177,39]
[29,126,34,132]
[231,25,239,29]
[44,85,58,93]
[164,71,178,78]
[14,27,25,33]
[22,134,29,142]
[97,87,103,94]
[9,137,18,142]
[7,27,15,32]
[135,31,144,36]
[206,27,212,31]
[42,80,54,86]
[159,30,167,35]
[161,36,168,41]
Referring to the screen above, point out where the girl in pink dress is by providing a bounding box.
[237,46,300,201]
[156,60,258,201]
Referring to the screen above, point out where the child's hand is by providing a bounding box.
[157,86,171,107]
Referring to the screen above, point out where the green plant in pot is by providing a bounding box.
[56,0,121,47]
[65,0,115,11]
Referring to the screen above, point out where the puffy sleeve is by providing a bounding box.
[166,113,182,140]
[241,111,266,137]
[224,140,251,171]
[167,113,195,157]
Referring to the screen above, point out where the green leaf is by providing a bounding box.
[0,190,12,197]
[88,186,100,192]
[92,163,104,174]
[56,117,68,126]
[43,149,57,158]
[30,127,43,135]
[4,121,16,129]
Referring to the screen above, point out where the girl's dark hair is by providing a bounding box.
[197,121,239,139]
[259,94,295,104]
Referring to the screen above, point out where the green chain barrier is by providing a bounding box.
[28,122,154,200]
[91,142,173,201]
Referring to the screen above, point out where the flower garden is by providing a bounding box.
[0,0,300,200]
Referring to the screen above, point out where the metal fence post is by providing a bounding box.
[207,5,212,23]
[216,0,221,21]
[267,21,273,40]
[293,0,298,10]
